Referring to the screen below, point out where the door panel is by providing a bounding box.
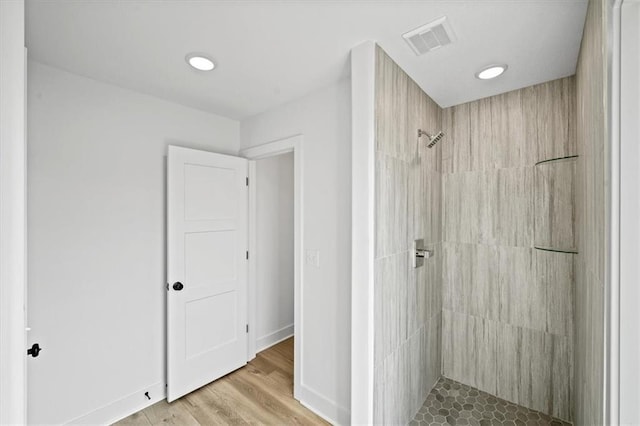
[167,146,248,402]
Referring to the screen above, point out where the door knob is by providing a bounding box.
[27,343,42,358]
[172,282,184,291]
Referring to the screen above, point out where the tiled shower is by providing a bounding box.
[372,1,606,419]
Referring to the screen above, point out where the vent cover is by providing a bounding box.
[402,16,456,56]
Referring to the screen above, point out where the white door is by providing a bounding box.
[167,146,248,402]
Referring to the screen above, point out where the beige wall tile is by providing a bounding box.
[469,97,493,171]
[490,89,536,169]
[536,77,577,162]
[375,153,408,258]
[490,167,534,247]
[442,309,497,395]
[374,45,442,424]
[375,47,409,161]
[534,158,576,250]
[442,77,576,422]
[538,250,574,337]
[496,323,573,421]
[498,247,546,331]
[374,252,409,365]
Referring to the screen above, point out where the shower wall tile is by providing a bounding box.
[375,47,409,161]
[444,244,573,338]
[442,309,497,396]
[442,96,493,173]
[442,243,464,312]
[537,250,574,337]
[426,97,443,173]
[409,330,423,419]
[490,167,534,247]
[442,243,499,321]
[373,364,384,424]
[444,168,536,247]
[443,77,575,173]
[408,154,425,243]
[536,77,577,162]
[426,313,442,394]
[378,346,404,425]
[574,2,607,423]
[375,326,444,426]
[468,97,493,171]
[407,255,423,337]
[430,245,443,318]
[375,153,408,258]
[441,107,453,172]
[409,84,442,245]
[498,247,545,332]
[490,87,537,169]
[442,102,471,173]
[442,77,575,422]
[442,172,481,243]
[408,77,442,172]
[409,242,441,335]
[411,323,438,419]
[423,170,441,244]
[374,45,442,424]
[551,331,573,421]
[534,159,576,250]
[413,315,442,418]
[495,323,573,421]
[374,252,409,366]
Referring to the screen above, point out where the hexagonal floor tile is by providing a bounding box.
[411,378,573,426]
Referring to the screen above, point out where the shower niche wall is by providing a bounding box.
[373,45,576,424]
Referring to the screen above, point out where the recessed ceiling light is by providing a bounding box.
[186,53,215,71]
[476,64,507,80]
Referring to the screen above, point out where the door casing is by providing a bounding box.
[240,134,303,401]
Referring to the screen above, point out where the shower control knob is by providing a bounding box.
[172,282,184,291]
[416,248,433,259]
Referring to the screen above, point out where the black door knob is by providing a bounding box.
[27,343,42,358]
[173,282,184,291]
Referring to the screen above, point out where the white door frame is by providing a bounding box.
[0,1,27,424]
[239,134,303,400]
[614,0,640,423]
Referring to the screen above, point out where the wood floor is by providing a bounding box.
[115,338,328,425]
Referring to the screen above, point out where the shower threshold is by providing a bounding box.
[411,377,571,426]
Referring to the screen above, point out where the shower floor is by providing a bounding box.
[411,377,571,426]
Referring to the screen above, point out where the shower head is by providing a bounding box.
[418,130,445,148]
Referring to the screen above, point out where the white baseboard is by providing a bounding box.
[256,324,294,353]
[65,381,165,425]
[298,384,350,425]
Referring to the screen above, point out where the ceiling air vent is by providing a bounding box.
[402,16,456,56]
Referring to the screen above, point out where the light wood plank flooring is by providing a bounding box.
[115,338,328,425]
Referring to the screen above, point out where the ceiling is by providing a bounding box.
[26,1,588,120]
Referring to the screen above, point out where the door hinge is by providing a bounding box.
[166,283,169,291]
[246,177,249,186]
[246,324,249,333]
[246,250,249,260]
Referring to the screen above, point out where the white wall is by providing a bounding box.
[619,1,640,423]
[27,61,239,424]
[0,1,27,424]
[255,153,295,351]
[240,79,352,424]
